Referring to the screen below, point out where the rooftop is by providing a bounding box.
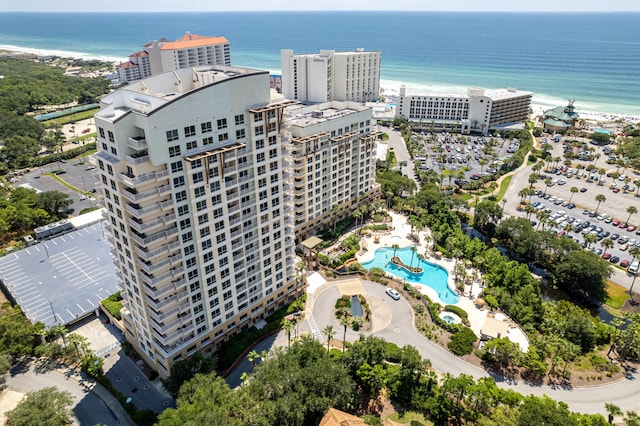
[96,65,266,121]
[0,221,120,327]
[159,33,229,50]
[286,101,370,128]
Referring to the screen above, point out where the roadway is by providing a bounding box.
[309,280,640,416]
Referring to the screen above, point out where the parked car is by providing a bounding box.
[629,261,640,274]
[610,256,620,264]
[385,288,401,300]
[621,259,630,268]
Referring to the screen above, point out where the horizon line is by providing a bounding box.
[3,10,640,13]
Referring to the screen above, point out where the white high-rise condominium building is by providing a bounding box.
[116,32,231,84]
[285,102,380,242]
[281,49,381,104]
[93,65,298,376]
[396,87,532,135]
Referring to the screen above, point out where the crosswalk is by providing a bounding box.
[306,316,323,341]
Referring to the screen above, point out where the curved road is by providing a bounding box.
[310,281,640,416]
[6,363,120,425]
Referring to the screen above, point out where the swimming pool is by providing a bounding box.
[389,235,402,242]
[362,247,458,304]
[592,128,611,135]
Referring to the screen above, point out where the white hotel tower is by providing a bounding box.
[93,65,298,375]
[281,49,381,104]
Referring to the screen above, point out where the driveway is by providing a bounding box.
[5,361,121,426]
[309,279,640,415]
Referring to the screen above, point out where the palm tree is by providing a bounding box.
[543,178,552,195]
[247,350,260,370]
[594,194,606,215]
[518,187,529,206]
[601,238,614,258]
[536,210,549,231]
[323,325,335,353]
[340,315,351,353]
[629,247,640,298]
[634,179,640,197]
[569,186,579,202]
[331,204,340,231]
[528,173,538,189]
[392,243,399,258]
[625,206,638,227]
[605,402,622,424]
[584,233,598,248]
[282,318,294,347]
[524,204,537,219]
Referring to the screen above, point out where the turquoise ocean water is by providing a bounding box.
[0,12,639,116]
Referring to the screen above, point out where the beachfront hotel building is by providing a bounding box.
[284,102,380,242]
[281,49,381,104]
[116,32,231,84]
[93,64,299,376]
[395,86,532,135]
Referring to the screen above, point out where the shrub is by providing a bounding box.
[384,342,402,363]
[101,292,123,320]
[447,326,477,355]
[371,224,389,231]
[335,296,351,310]
[443,305,468,321]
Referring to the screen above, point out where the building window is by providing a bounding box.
[235,114,244,125]
[236,129,245,139]
[166,129,179,142]
[201,121,212,133]
[217,118,227,130]
[184,125,196,138]
[171,161,183,173]
[186,140,198,150]
[169,146,181,158]
[107,131,114,142]
[194,186,205,198]
[203,136,213,146]
[218,133,229,142]
[176,190,187,202]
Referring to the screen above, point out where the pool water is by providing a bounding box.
[592,128,611,135]
[351,295,363,318]
[362,247,458,304]
[442,315,455,324]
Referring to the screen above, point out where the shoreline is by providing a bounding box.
[2,44,638,124]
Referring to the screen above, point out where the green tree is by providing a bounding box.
[605,402,622,424]
[340,315,351,353]
[569,186,579,202]
[282,318,294,348]
[601,238,614,258]
[323,325,335,353]
[594,194,606,215]
[163,352,216,399]
[625,205,638,226]
[6,387,74,426]
[555,250,611,301]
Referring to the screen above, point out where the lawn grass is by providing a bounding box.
[604,279,629,309]
[388,411,434,425]
[43,108,100,126]
[495,175,513,202]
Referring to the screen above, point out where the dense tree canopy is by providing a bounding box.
[555,250,612,301]
[5,387,74,426]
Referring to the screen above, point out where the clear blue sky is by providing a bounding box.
[4,0,640,12]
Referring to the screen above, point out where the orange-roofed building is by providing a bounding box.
[116,32,230,83]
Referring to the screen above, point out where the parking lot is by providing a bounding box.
[415,132,521,184]
[14,158,102,215]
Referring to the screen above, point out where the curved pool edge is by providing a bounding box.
[361,246,460,305]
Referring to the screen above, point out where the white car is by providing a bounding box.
[629,261,639,274]
[385,288,401,300]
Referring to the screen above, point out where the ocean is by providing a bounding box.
[0,11,639,116]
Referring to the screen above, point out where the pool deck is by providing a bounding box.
[355,211,529,352]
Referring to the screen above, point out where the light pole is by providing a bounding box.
[81,176,87,192]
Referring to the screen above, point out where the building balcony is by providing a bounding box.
[143,278,186,299]
[125,152,150,165]
[151,325,195,355]
[120,169,169,187]
[121,185,172,203]
[130,226,178,247]
[128,213,176,234]
[152,311,193,334]
[127,136,147,150]
[147,301,190,324]
[136,253,182,275]
[145,290,188,312]
[125,199,174,218]
[134,240,180,262]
